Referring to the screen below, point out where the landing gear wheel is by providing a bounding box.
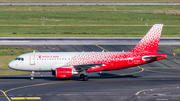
[30,76,34,80]
[80,74,84,79]
[83,75,89,81]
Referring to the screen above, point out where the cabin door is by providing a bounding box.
[30,54,35,65]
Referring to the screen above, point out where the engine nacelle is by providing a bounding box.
[56,68,73,78]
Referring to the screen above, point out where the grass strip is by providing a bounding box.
[1,0,180,3]
[0,26,179,37]
[172,47,180,54]
[0,5,179,37]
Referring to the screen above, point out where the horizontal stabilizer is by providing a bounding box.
[142,55,166,61]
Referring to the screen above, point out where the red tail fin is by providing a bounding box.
[129,24,163,53]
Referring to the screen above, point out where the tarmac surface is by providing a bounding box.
[0,44,180,101]
[0,37,180,45]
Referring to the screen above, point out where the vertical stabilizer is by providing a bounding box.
[129,24,163,53]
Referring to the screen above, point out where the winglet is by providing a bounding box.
[129,24,163,53]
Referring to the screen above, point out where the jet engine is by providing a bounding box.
[55,68,78,78]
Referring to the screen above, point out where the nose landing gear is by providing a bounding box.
[30,71,34,80]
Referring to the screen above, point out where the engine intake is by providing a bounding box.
[56,68,73,78]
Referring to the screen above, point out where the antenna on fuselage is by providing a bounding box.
[33,50,35,53]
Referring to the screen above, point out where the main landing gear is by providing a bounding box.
[80,74,89,81]
[30,71,34,80]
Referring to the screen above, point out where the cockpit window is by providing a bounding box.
[21,58,24,61]
[15,57,24,61]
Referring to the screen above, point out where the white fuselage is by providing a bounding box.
[9,52,79,71]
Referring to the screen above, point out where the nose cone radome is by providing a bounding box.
[8,61,16,70]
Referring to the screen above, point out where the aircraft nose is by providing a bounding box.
[8,61,16,70]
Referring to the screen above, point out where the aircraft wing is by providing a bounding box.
[73,63,107,70]
[51,63,107,71]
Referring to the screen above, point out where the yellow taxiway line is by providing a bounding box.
[11,97,25,100]
[11,97,41,100]
[0,90,11,101]
[0,81,70,101]
[93,43,109,52]
[144,68,180,75]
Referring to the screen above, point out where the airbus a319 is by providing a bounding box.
[8,24,166,81]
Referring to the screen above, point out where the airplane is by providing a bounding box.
[8,24,166,81]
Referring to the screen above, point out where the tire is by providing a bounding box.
[30,76,34,80]
[80,74,84,79]
[83,75,88,81]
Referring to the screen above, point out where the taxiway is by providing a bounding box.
[0,37,180,45]
[0,44,180,101]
